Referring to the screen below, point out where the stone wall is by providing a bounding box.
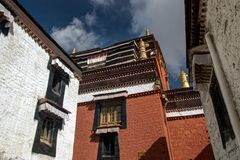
[205,0,240,159]
[0,10,79,160]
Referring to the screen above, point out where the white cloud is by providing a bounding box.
[85,12,97,27]
[51,17,99,52]
[130,0,186,76]
[90,0,114,7]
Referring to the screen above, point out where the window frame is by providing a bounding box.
[93,97,127,131]
[100,101,122,127]
[46,67,69,107]
[40,117,55,146]
[32,111,62,157]
[210,71,235,148]
[98,133,120,160]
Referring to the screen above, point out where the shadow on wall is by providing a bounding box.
[195,144,215,160]
[139,137,170,160]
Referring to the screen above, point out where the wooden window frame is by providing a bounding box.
[32,111,63,157]
[46,67,69,107]
[210,71,235,148]
[40,118,54,146]
[0,18,10,36]
[93,97,127,131]
[99,101,122,127]
[98,133,120,160]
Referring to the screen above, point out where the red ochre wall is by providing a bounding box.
[73,102,99,160]
[167,116,214,160]
[73,93,171,160]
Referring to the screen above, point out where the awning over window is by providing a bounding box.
[95,127,119,134]
[39,101,69,120]
[93,91,128,101]
[51,58,74,78]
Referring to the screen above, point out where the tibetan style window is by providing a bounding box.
[0,8,14,36]
[46,67,69,107]
[32,60,71,157]
[210,71,235,148]
[0,19,10,35]
[98,133,120,160]
[40,118,54,146]
[32,110,63,157]
[93,97,127,131]
[100,101,122,127]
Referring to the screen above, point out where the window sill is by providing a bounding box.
[99,123,121,129]
[95,127,119,134]
[40,139,52,147]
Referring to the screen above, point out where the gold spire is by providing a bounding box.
[72,48,77,54]
[154,78,161,89]
[139,39,148,60]
[145,28,151,36]
[180,71,190,88]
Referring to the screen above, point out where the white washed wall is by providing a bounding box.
[205,0,240,159]
[0,10,79,160]
[199,89,239,160]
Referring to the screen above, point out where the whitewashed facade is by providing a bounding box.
[186,0,240,159]
[0,1,80,160]
[203,1,240,159]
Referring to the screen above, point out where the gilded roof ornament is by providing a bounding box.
[72,48,77,54]
[139,39,148,60]
[145,28,151,36]
[180,71,190,88]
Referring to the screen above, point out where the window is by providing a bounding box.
[93,97,127,131]
[46,68,69,107]
[32,64,70,157]
[32,112,62,157]
[210,71,235,148]
[98,133,120,160]
[0,19,10,36]
[52,72,62,95]
[100,101,121,127]
[40,118,54,146]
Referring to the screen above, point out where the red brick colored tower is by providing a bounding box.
[163,88,214,160]
[71,34,213,160]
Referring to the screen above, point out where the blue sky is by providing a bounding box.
[19,0,186,88]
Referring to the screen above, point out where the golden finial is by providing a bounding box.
[145,28,151,36]
[154,78,161,89]
[180,71,190,88]
[139,39,148,60]
[72,48,77,54]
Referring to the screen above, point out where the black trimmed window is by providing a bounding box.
[32,111,62,157]
[98,133,120,160]
[32,64,70,157]
[0,19,10,36]
[93,97,127,131]
[210,71,235,148]
[46,67,69,107]
[40,118,54,146]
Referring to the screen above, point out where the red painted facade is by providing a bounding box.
[73,93,171,160]
[72,35,214,160]
[167,116,214,160]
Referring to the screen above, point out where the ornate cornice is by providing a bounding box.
[167,114,204,121]
[78,89,160,106]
